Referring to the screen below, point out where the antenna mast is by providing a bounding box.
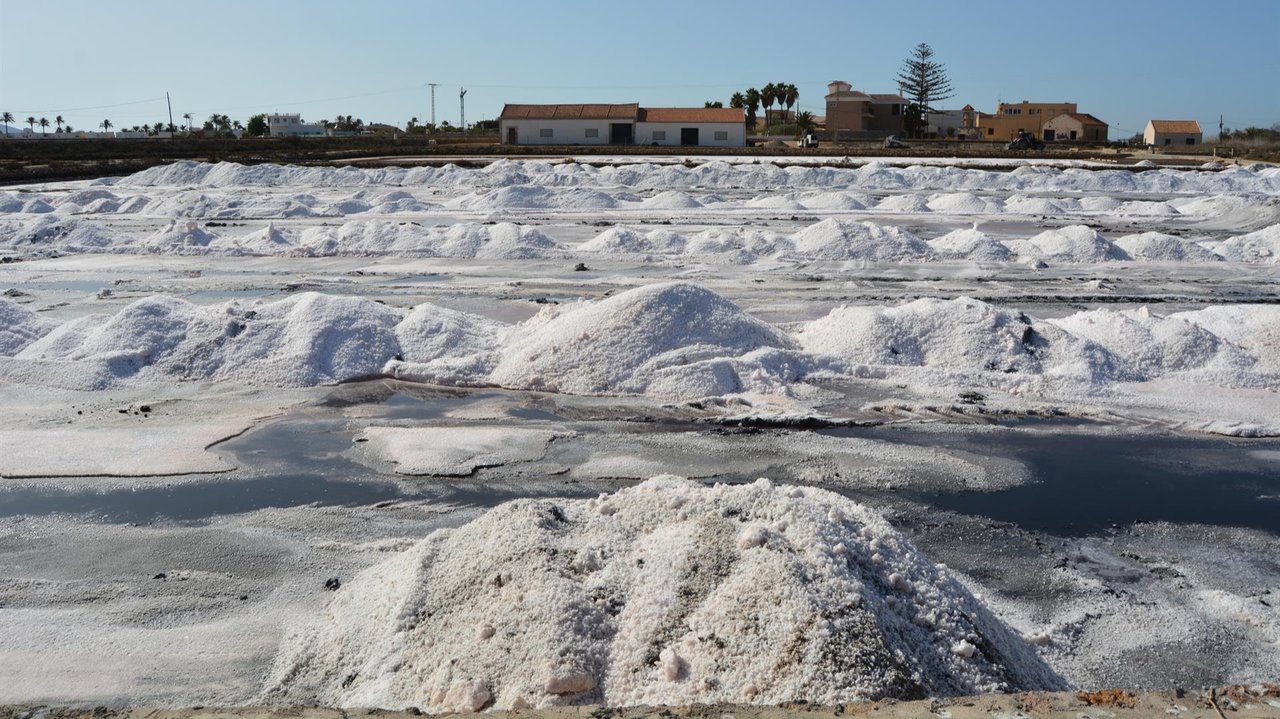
[428,83,438,127]
[460,87,468,130]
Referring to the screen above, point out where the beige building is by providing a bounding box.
[1144,120,1202,147]
[1042,113,1109,142]
[824,81,907,138]
[976,101,1077,141]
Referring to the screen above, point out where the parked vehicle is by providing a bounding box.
[1007,130,1046,151]
[799,130,819,148]
[882,134,908,149]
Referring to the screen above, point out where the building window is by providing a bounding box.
[987,128,994,136]
[1165,138,1172,145]
[585,128,599,138]
[713,130,728,141]
[539,128,553,138]
[653,130,666,141]
[1186,137,1196,145]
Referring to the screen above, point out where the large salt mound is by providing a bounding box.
[925,193,1004,214]
[388,303,507,383]
[144,220,219,253]
[1173,305,1280,375]
[459,185,619,211]
[266,476,1064,710]
[789,219,935,262]
[927,228,1013,262]
[227,223,306,256]
[0,299,55,356]
[797,191,868,211]
[578,227,686,255]
[1214,224,1280,263]
[11,293,402,388]
[298,221,438,256]
[487,283,801,397]
[1112,232,1221,262]
[434,223,563,259]
[0,216,120,252]
[641,191,703,209]
[682,228,789,265]
[1023,225,1129,262]
[1049,307,1258,382]
[797,297,1119,383]
[875,194,932,213]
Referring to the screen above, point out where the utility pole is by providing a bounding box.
[428,83,438,127]
[1219,114,1224,138]
[459,87,467,131]
[165,92,175,140]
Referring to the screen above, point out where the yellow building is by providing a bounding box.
[976,101,1077,141]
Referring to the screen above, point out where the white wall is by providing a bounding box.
[1144,125,1201,146]
[635,122,745,147]
[499,118,617,145]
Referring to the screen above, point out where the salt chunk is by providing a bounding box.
[475,623,495,641]
[952,640,977,658]
[659,647,685,681]
[442,679,490,712]
[737,525,770,549]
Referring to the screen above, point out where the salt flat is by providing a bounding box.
[0,156,1277,709]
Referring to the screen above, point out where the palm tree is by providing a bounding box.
[38,118,49,136]
[63,124,73,133]
[55,115,64,132]
[182,112,193,133]
[1,112,12,136]
[729,92,745,109]
[26,116,36,133]
[795,110,816,134]
[152,122,164,135]
[784,84,799,122]
[743,88,760,132]
[101,119,112,134]
[760,84,776,129]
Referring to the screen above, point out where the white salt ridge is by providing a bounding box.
[1172,304,1280,374]
[265,476,1065,710]
[578,227,687,255]
[788,219,935,262]
[9,293,401,389]
[111,160,1280,197]
[641,191,704,209]
[876,194,932,213]
[1215,224,1280,263]
[483,282,803,397]
[1022,225,1129,262]
[796,297,1121,384]
[1049,306,1260,383]
[0,299,55,356]
[1112,232,1221,262]
[926,193,1004,215]
[457,185,620,211]
[927,228,1014,262]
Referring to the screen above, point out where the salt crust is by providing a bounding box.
[264,476,1066,710]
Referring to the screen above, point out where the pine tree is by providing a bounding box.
[895,43,954,136]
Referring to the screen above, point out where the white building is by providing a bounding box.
[1144,120,1202,148]
[267,113,325,137]
[499,103,745,147]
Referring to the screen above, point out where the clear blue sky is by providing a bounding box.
[2,0,1277,138]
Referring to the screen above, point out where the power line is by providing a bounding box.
[10,96,166,114]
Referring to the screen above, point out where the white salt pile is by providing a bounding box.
[788,219,935,262]
[795,297,1117,383]
[1215,224,1280,263]
[1112,232,1221,262]
[927,228,1014,262]
[265,476,1065,710]
[0,298,55,356]
[7,293,401,389]
[1021,225,1129,263]
[484,282,803,397]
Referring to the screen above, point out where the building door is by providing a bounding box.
[1069,130,1078,140]
[506,127,518,145]
[680,127,699,146]
[1043,129,1055,141]
[609,123,634,144]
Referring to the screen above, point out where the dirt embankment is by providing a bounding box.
[4,687,1280,719]
[0,135,1164,185]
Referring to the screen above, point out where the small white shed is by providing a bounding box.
[1144,120,1202,147]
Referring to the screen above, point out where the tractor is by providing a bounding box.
[1007,130,1045,151]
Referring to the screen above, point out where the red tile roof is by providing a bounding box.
[1148,120,1202,133]
[499,103,639,120]
[637,107,744,123]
